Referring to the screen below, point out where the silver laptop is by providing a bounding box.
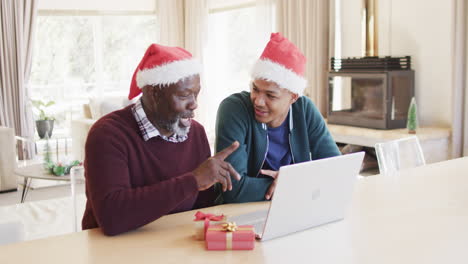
[229,152,365,241]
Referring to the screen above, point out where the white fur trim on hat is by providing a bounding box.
[251,59,307,96]
[136,59,201,88]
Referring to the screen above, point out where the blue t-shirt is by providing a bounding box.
[262,114,293,172]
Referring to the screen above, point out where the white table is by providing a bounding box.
[14,163,70,203]
[1,157,467,263]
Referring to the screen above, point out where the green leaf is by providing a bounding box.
[31,100,42,108]
[31,99,54,120]
[45,101,55,107]
[53,166,65,176]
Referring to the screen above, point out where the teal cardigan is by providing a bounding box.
[215,91,341,203]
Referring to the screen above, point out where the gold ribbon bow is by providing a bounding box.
[222,222,238,232]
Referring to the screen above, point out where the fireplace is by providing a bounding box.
[328,0,415,130]
[327,56,415,129]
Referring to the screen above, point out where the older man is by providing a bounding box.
[215,33,341,203]
[82,44,239,235]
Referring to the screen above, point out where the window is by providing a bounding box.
[30,13,158,135]
[203,2,275,140]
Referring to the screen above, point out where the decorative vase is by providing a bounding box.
[36,120,54,139]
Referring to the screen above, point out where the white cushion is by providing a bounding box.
[89,96,133,119]
[0,127,17,192]
[71,119,96,161]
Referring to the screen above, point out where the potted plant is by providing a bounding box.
[42,140,81,176]
[407,97,418,134]
[32,99,55,139]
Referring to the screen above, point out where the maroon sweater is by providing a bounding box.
[82,105,216,235]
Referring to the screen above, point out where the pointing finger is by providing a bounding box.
[214,141,239,161]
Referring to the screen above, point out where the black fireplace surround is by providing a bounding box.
[327,56,415,129]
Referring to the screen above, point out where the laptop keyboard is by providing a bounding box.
[228,210,268,234]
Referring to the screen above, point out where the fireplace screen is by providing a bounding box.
[330,76,385,120]
[328,70,414,129]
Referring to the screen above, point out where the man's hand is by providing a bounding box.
[193,141,241,192]
[260,169,279,179]
[261,169,279,200]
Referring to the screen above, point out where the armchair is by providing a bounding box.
[71,96,134,161]
[0,127,17,192]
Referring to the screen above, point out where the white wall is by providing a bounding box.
[339,0,362,57]
[38,0,156,11]
[337,0,454,127]
[390,0,453,127]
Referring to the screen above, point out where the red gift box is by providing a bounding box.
[193,211,226,240]
[205,223,255,250]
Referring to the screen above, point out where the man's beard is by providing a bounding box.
[155,113,192,138]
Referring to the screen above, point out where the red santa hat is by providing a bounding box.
[251,33,307,95]
[128,43,202,100]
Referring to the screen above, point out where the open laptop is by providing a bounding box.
[228,152,365,241]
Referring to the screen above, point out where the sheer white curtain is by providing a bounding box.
[184,0,210,132]
[0,0,37,159]
[256,0,276,47]
[276,0,329,115]
[452,0,468,157]
[184,0,209,59]
[155,0,184,47]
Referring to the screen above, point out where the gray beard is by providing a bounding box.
[156,117,190,138]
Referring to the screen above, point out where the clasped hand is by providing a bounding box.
[260,169,279,200]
